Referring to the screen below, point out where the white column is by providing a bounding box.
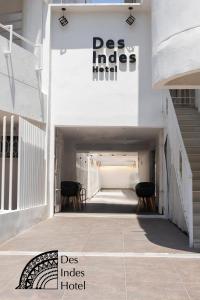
[1,116,7,210]
[17,118,22,210]
[8,116,14,210]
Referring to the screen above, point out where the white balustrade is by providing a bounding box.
[165,91,193,247]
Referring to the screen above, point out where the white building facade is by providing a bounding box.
[0,0,199,247]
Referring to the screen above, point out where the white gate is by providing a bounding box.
[17,117,46,210]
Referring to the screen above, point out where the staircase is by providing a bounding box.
[173,96,200,248]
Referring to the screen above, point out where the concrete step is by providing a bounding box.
[193,241,200,249]
[193,180,200,190]
[193,191,200,202]
[180,126,200,132]
[191,162,200,171]
[193,214,200,226]
[192,171,200,180]
[178,120,200,126]
[182,132,200,139]
[177,114,200,120]
[184,139,200,147]
[186,147,200,155]
[174,104,195,108]
[193,226,200,239]
[175,108,198,114]
[193,203,200,215]
[188,154,200,162]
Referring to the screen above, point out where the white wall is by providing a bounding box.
[100,166,138,189]
[87,156,100,198]
[152,0,200,88]
[61,142,76,181]
[76,153,88,190]
[138,151,150,182]
[50,7,163,127]
[0,205,48,244]
[76,153,101,198]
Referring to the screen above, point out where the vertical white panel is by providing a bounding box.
[17,117,45,210]
[17,118,22,210]
[8,116,14,210]
[1,117,6,210]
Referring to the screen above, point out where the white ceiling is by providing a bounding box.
[59,126,160,145]
[90,152,138,166]
[51,1,151,13]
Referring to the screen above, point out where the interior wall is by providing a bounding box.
[87,157,101,198]
[61,142,76,181]
[138,151,150,182]
[100,166,138,189]
[76,153,88,190]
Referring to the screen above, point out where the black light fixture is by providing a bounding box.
[59,8,68,27]
[126,7,135,26]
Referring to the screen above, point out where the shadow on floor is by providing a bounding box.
[138,218,200,253]
[62,203,159,215]
[63,203,137,214]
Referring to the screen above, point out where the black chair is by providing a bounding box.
[61,181,87,211]
[135,182,156,212]
[61,181,81,210]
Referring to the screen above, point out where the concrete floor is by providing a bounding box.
[0,190,200,299]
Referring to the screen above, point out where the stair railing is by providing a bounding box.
[0,22,42,70]
[164,91,193,247]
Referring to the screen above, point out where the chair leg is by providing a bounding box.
[71,196,75,210]
[149,197,154,212]
[74,195,78,210]
[152,196,156,212]
[78,194,81,210]
[74,196,77,210]
[137,197,142,212]
[143,197,146,211]
[136,198,140,212]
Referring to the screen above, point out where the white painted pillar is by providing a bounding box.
[49,123,55,217]
[1,116,7,210]
[17,118,22,210]
[8,116,14,210]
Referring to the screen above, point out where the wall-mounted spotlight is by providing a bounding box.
[126,7,135,26]
[59,8,68,27]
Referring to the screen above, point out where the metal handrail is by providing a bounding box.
[0,22,39,48]
[0,22,43,69]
